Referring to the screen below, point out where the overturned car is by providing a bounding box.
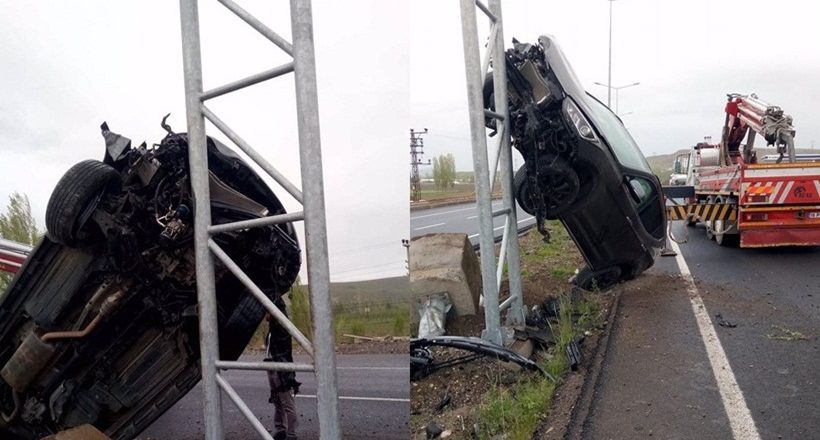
[485,35,666,289]
[0,120,300,439]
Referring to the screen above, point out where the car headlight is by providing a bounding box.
[563,98,599,143]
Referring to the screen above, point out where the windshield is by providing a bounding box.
[581,93,651,173]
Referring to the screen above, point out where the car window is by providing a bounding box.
[581,93,652,173]
[626,176,665,239]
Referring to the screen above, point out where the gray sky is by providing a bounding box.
[0,1,409,282]
[411,0,820,171]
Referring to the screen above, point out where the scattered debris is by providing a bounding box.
[418,292,452,338]
[566,340,583,371]
[425,421,444,439]
[434,395,452,413]
[766,325,809,341]
[714,312,738,328]
[409,336,551,381]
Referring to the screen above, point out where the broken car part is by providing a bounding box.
[417,292,452,339]
[410,336,551,381]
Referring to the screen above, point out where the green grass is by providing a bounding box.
[290,280,313,341]
[479,377,557,440]
[333,303,410,343]
[477,293,588,439]
[519,220,578,279]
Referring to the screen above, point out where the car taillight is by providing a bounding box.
[563,98,599,143]
[745,213,768,221]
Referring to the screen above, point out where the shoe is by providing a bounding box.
[273,431,286,440]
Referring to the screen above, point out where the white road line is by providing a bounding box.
[411,206,476,220]
[296,394,410,403]
[669,240,761,440]
[466,215,478,220]
[410,200,504,220]
[468,224,505,239]
[413,222,445,231]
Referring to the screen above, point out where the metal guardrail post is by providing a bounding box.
[459,0,525,344]
[178,1,340,438]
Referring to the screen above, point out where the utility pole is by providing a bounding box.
[410,128,430,202]
[607,0,614,107]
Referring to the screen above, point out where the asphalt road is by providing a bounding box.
[410,200,536,245]
[584,221,820,440]
[138,354,409,440]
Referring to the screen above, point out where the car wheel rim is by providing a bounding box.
[540,171,574,209]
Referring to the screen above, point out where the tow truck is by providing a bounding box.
[0,238,30,276]
[667,93,820,247]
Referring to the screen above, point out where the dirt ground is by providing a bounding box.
[410,228,615,439]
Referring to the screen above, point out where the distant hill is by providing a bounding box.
[322,276,409,307]
[646,146,820,183]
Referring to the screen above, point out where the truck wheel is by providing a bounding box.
[45,160,120,246]
[714,220,739,246]
[685,214,697,227]
[704,197,715,240]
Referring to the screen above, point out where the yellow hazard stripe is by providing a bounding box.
[666,203,737,222]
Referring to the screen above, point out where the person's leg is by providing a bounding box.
[269,372,287,437]
[279,390,299,438]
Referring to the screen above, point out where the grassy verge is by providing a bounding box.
[333,302,410,343]
[476,223,604,439]
[247,281,410,351]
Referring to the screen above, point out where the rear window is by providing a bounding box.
[582,94,651,173]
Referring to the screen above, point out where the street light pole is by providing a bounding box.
[594,81,639,116]
[607,0,614,107]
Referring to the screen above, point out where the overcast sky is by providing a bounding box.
[3,1,819,281]
[0,1,409,282]
[411,0,820,171]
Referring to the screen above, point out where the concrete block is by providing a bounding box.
[410,233,482,326]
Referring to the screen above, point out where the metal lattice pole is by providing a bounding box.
[459,0,524,345]
[489,0,524,327]
[179,1,340,439]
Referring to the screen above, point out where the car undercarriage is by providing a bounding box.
[0,120,301,439]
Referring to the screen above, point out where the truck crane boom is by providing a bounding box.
[722,93,796,165]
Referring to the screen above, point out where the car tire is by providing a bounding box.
[513,165,536,215]
[219,293,268,360]
[45,160,120,246]
[573,265,622,291]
